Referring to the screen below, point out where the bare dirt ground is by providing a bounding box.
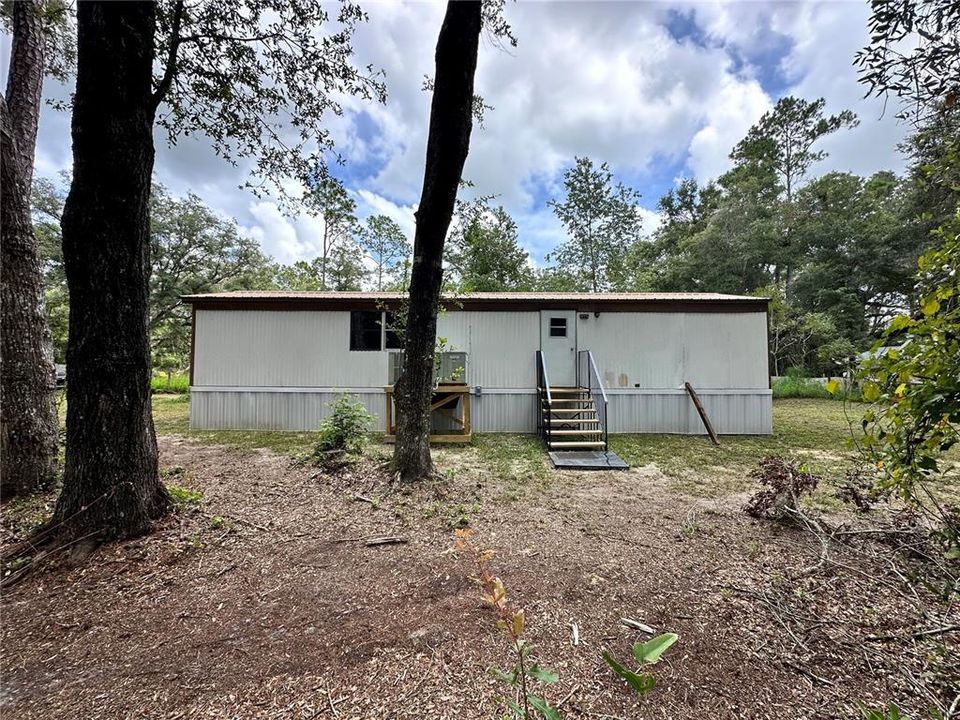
[2,436,957,719]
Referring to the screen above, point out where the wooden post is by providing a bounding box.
[685,382,720,446]
[384,385,394,435]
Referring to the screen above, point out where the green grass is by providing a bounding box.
[772,375,833,399]
[152,373,190,394]
[150,395,876,502]
[771,375,862,401]
[609,399,863,497]
[152,395,861,472]
[152,394,319,456]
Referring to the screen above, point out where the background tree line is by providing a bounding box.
[34,95,954,380]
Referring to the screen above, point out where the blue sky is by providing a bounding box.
[7,1,911,269]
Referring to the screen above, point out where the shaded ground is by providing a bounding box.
[1,399,957,718]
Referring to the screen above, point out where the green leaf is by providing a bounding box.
[526,664,559,684]
[825,379,841,395]
[528,695,562,720]
[602,651,657,697]
[631,633,679,665]
[862,382,881,403]
[921,297,941,316]
[490,667,518,686]
[887,315,912,332]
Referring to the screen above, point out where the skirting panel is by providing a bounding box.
[190,388,771,434]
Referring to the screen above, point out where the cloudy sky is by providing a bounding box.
[9,1,909,267]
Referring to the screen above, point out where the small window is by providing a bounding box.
[350,311,383,351]
[549,317,567,337]
[384,312,403,350]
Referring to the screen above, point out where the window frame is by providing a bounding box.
[349,310,385,352]
[349,310,405,351]
[549,316,568,338]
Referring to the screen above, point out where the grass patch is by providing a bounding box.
[167,484,203,507]
[610,399,862,492]
[152,394,318,456]
[154,395,925,503]
[772,376,862,401]
[152,373,190,394]
[772,375,833,399]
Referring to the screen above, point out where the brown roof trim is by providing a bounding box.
[184,295,768,313]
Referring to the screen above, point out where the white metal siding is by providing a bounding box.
[605,390,772,434]
[194,310,389,388]
[190,306,771,434]
[190,388,770,434]
[191,389,388,432]
[576,312,768,390]
[194,309,541,390]
[435,311,539,388]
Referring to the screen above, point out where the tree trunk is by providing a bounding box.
[393,1,482,482]
[0,0,60,499]
[53,1,169,542]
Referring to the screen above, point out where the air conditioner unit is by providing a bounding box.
[438,352,468,384]
[387,351,468,385]
[388,351,404,385]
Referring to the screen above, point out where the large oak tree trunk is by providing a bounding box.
[52,1,169,542]
[393,1,482,482]
[1,0,59,498]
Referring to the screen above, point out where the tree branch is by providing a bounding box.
[150,0,185,114]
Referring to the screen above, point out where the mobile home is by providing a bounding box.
[183,291,772,445]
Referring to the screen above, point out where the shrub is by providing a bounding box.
[772,375,832,399]
[315,394,375,456]
[455,529,561,720]
[744,456,820,520]
[848,232,960,562]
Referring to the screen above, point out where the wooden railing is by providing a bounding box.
[536,350,553,448]
[577,349,609,452]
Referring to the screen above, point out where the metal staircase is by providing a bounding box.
[536,350,609,452]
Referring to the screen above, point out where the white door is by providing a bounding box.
[540,310,577,387]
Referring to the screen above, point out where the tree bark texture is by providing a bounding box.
[1,0,59,498]
[393,1,482,482]
[53,1,169,541]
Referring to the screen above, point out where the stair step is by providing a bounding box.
[549,387,589,395]
[547,398,595,404]
[545,408,597,414]
[548,441,607,449]
[549,429,603,435]
[548,418,600,424]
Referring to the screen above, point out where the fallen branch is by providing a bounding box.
[865,624,959,642]
[556,684,580,708]
[783,659,835,687]
[621,617,655,634]
[364,536,407,547]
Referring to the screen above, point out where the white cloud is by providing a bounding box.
[14,0,910,271]
[355,189,417,242]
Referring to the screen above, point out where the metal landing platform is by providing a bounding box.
[548,450,629,470]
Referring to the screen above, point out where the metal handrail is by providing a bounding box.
[536,351,553,447]
[578,350,609,452]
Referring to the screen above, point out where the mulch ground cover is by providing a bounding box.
[2,436,956,719]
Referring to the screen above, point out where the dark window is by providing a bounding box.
[384,312,403,350]
[549,317,567,337]
[350,310,383,351]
